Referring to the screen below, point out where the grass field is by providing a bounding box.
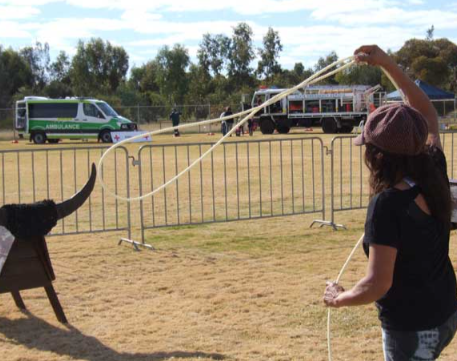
[1,129,457,360]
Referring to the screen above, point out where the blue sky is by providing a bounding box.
[1,0,456,69]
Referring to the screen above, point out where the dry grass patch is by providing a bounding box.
[1,212,457,360]
[1,131,457,360]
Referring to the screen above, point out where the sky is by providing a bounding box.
[1,0,457,70]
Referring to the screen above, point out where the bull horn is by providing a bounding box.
[56,163,97,220]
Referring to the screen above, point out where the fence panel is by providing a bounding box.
[137,137,325,241]
[0,146,131,237]
[330,131,457,228]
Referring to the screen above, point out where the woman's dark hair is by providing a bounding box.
[364,144,451,224]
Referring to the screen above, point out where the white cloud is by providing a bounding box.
[1,0,455,70]
[0,5,40,19]
[0,21,33,37]
[315,7,457,29]
[0,0,57,5]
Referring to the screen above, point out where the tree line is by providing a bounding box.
[1,23,456,118]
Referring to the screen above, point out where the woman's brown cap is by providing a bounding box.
[354,103,428,155]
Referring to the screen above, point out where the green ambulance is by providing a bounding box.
[15,97,138,144]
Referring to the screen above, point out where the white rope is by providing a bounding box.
[96,53,402,361]
[381,66,406,103]
[326,64,403,361]
[327,233,365,361]
[97,56,355,202]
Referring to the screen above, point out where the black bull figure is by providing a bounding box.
[0,164,96,323]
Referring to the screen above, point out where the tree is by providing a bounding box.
[294,63,305,78]
[197,33,231,76]
[129,61,160,93]
[314,51,339,84]
[335,65,382,86]
[20,42,50,91]
[70,38,129,95]
[155,44,190,104]
[49,51,71,84]
[257,27,283,82]
[43,81,73,99]
[0,46,33,107]
[395,38,457,90]
[228,22,255,89]
[44,49,73,98]
[186,64,212,104]
[411,56,449,85]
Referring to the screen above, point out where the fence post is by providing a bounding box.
[310,137,346,230]
[118,147,155,251]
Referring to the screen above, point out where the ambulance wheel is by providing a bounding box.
[99,130,112,143]
[31,132,46,144]
[259,119,275,134]
[322,118,338,134]
[48,139,60,144]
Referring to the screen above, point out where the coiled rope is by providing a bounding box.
[97,55,403,361]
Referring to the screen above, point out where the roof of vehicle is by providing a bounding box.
[253,85,372,96]
[20,97,103,103]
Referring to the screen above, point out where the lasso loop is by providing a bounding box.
[97,56,355,202]
[97,54,402,361]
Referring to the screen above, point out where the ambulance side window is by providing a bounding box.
[83,103,104,118]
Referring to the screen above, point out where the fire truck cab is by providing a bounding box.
[242,85,383,134]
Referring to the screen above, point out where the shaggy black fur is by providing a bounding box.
[1,200,58,238]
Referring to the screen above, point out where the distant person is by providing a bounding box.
[248,118,254,136]
[235,124,244,136]
[220,106,233,136]
[169,108,181,137]
[220,111,227,136]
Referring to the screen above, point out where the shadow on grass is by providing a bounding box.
[0,313,226,361]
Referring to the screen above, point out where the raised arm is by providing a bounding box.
[354,45,441,150]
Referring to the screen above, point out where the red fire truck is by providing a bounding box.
[242,85,383,134]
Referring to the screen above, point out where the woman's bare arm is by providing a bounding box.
[354,45,441,150]
[324,244,397,307]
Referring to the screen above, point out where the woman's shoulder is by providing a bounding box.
[368,188,411,214]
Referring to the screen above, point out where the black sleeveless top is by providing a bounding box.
[363,148,457,331]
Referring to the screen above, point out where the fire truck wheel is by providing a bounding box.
[298,118,313,128]
[277,124,290,134]
[259,119,275,134]
[339,126,354,134]
[322,118,338,134]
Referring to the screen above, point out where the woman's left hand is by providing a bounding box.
[323,281,345,308]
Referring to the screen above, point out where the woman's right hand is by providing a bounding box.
[353,45,393,68]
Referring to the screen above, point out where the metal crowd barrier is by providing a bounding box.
[0,146,132,238]
[3,131,455,248]
[327,131,457,229]
[136,137,326,243]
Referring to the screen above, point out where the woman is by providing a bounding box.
[324,45,457,360]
